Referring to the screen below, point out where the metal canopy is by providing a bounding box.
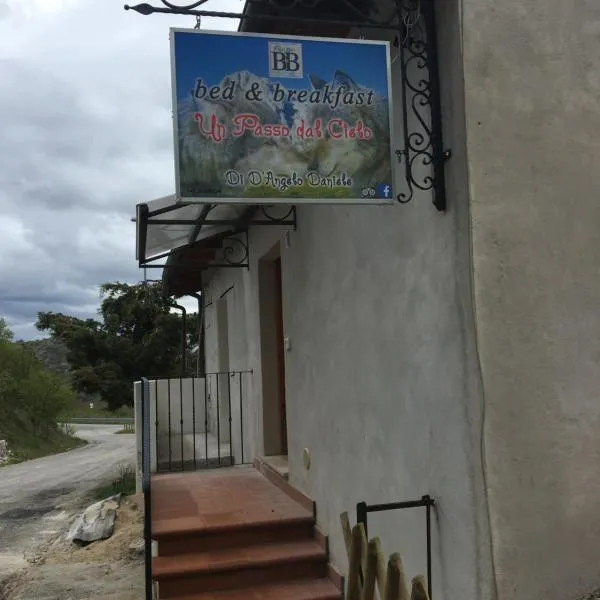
[135,194,296,274]
[136,195,250,263]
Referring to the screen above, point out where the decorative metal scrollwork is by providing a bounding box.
[395,0,447,210]
[258,205,297,227]
[157,0,209,9]
[221,233,249,268]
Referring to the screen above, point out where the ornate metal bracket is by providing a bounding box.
[214,231,250,269]
[125,0,449,211]
[255,205,297,229]
[394,0,448,211]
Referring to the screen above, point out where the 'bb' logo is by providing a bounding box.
[268,41,303,79]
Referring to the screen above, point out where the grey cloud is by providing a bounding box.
[0,2,10,20]
[0,0,239,339]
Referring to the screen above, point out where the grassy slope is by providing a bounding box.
[90,465,137,500]
[2,425,86,465]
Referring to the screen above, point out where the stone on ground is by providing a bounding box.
[67,495,122,544]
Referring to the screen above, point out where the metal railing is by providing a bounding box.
[150,371,252,473]
[140,377,152,600]
[137,371,251,599]
[356,495,435,598]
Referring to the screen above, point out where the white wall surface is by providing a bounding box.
[462,0,600,598]
[202,2,494,594]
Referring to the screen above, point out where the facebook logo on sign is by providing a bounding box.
[376,184,392,199]
[268,41,303,79]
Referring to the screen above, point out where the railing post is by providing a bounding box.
[227,373,232,465]
[192,377,197,470]
[204,375,209,467]
[167,379,172,471]
[154,379,158,473]
[216,373,221,466]
[141,377,152,600]
[239,372,244,464]
[179,376,184,471]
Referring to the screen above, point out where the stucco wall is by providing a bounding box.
[461,1,600,598]
[202,3,494,596]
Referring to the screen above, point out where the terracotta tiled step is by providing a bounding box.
[172,578,342,599]
[156,518,316,556]
[153,540,328,598]
[151,469,313,539]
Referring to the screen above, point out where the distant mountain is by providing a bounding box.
[19,338,95,404]
[21,337,70,379]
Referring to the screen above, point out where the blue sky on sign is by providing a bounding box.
[0,0,242,340]
[173,31,390,101]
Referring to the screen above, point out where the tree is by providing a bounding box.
[36,281,198,411]
[0,317,13,343]
[0,341,75,439]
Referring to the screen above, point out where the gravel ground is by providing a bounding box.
[0,424,135,578]
[0,424,137,598]
[3,562,144,600]
[1,494,145,600]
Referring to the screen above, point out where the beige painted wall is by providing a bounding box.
[462,0,600,598]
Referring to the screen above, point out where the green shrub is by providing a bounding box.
[91,463,137,500]
[0,339,84,461]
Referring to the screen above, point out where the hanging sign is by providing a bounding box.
[170,29,395,204]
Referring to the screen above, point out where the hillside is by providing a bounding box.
[21,337,70,379]
[19,338,97,405]
[0,339,86,463]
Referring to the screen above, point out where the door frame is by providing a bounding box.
[258,244,288,457]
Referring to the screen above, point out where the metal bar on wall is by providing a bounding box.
[126,3,409,31]
[356,495,435,598]
[421,0,447,211]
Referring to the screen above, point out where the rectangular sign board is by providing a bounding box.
[170,29,395,204]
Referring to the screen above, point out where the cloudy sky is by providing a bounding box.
[0,0,240,340]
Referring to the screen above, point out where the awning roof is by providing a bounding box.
[136,195,253,264]
[135,195,296,297]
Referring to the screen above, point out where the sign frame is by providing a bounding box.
[169,27,397,205]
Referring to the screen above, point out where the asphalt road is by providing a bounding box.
[0,424,136,579]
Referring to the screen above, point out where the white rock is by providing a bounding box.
[66,494,122,544]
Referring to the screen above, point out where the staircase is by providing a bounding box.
[151,468,343,599]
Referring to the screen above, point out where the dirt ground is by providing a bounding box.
[1,495,146,600]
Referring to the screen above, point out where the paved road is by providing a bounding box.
[0,424,136,579]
